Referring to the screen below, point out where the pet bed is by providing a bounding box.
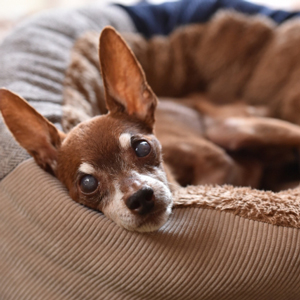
[1,1,300,300]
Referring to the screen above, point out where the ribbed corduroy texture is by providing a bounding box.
[1,159,300,300]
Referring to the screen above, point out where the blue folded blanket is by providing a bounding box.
[118,0,300,37]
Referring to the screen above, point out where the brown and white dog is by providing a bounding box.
[0,27,175,232]
[0,26,285,232]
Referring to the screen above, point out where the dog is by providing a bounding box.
[0,27,176,233]
[0,26,275,232]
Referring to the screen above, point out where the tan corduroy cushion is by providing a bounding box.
[1,159,300,300]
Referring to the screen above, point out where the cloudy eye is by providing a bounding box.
[134,140,151,157]
[79,175,99,194]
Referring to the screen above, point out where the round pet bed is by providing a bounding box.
[1,2,300,300]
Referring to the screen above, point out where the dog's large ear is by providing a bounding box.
[99,26,157,131]
[0,89,66,174]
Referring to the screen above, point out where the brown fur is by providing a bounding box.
[99,27,157,130]
[0,89,66,173]
[58,115,163,210]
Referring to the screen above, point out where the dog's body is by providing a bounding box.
[2,26,299,231]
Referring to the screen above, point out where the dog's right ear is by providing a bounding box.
[99,26,157,131]
[0,89,66,173]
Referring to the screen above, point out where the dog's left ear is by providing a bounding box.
[0,89,66,174]
[99,26,157,131]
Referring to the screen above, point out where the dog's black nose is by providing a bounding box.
[125,187,154,215]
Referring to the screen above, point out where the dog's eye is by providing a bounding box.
[79,175,98,194]
[134,140,151,157]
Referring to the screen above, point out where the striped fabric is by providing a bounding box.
[1,159,300,300]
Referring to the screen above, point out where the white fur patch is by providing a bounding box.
[225,118,256,135]
[102,170,173,233]
[132,171,172,204]
[49,160,57,171]
[79,162,96,174]
[119,133,131,149]
[113,184,124,202]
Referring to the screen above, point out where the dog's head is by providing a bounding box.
[0,27,173,232]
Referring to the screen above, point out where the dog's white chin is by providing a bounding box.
[102,169,173,232]
[103,200,173,232]
[121,204,173,233]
